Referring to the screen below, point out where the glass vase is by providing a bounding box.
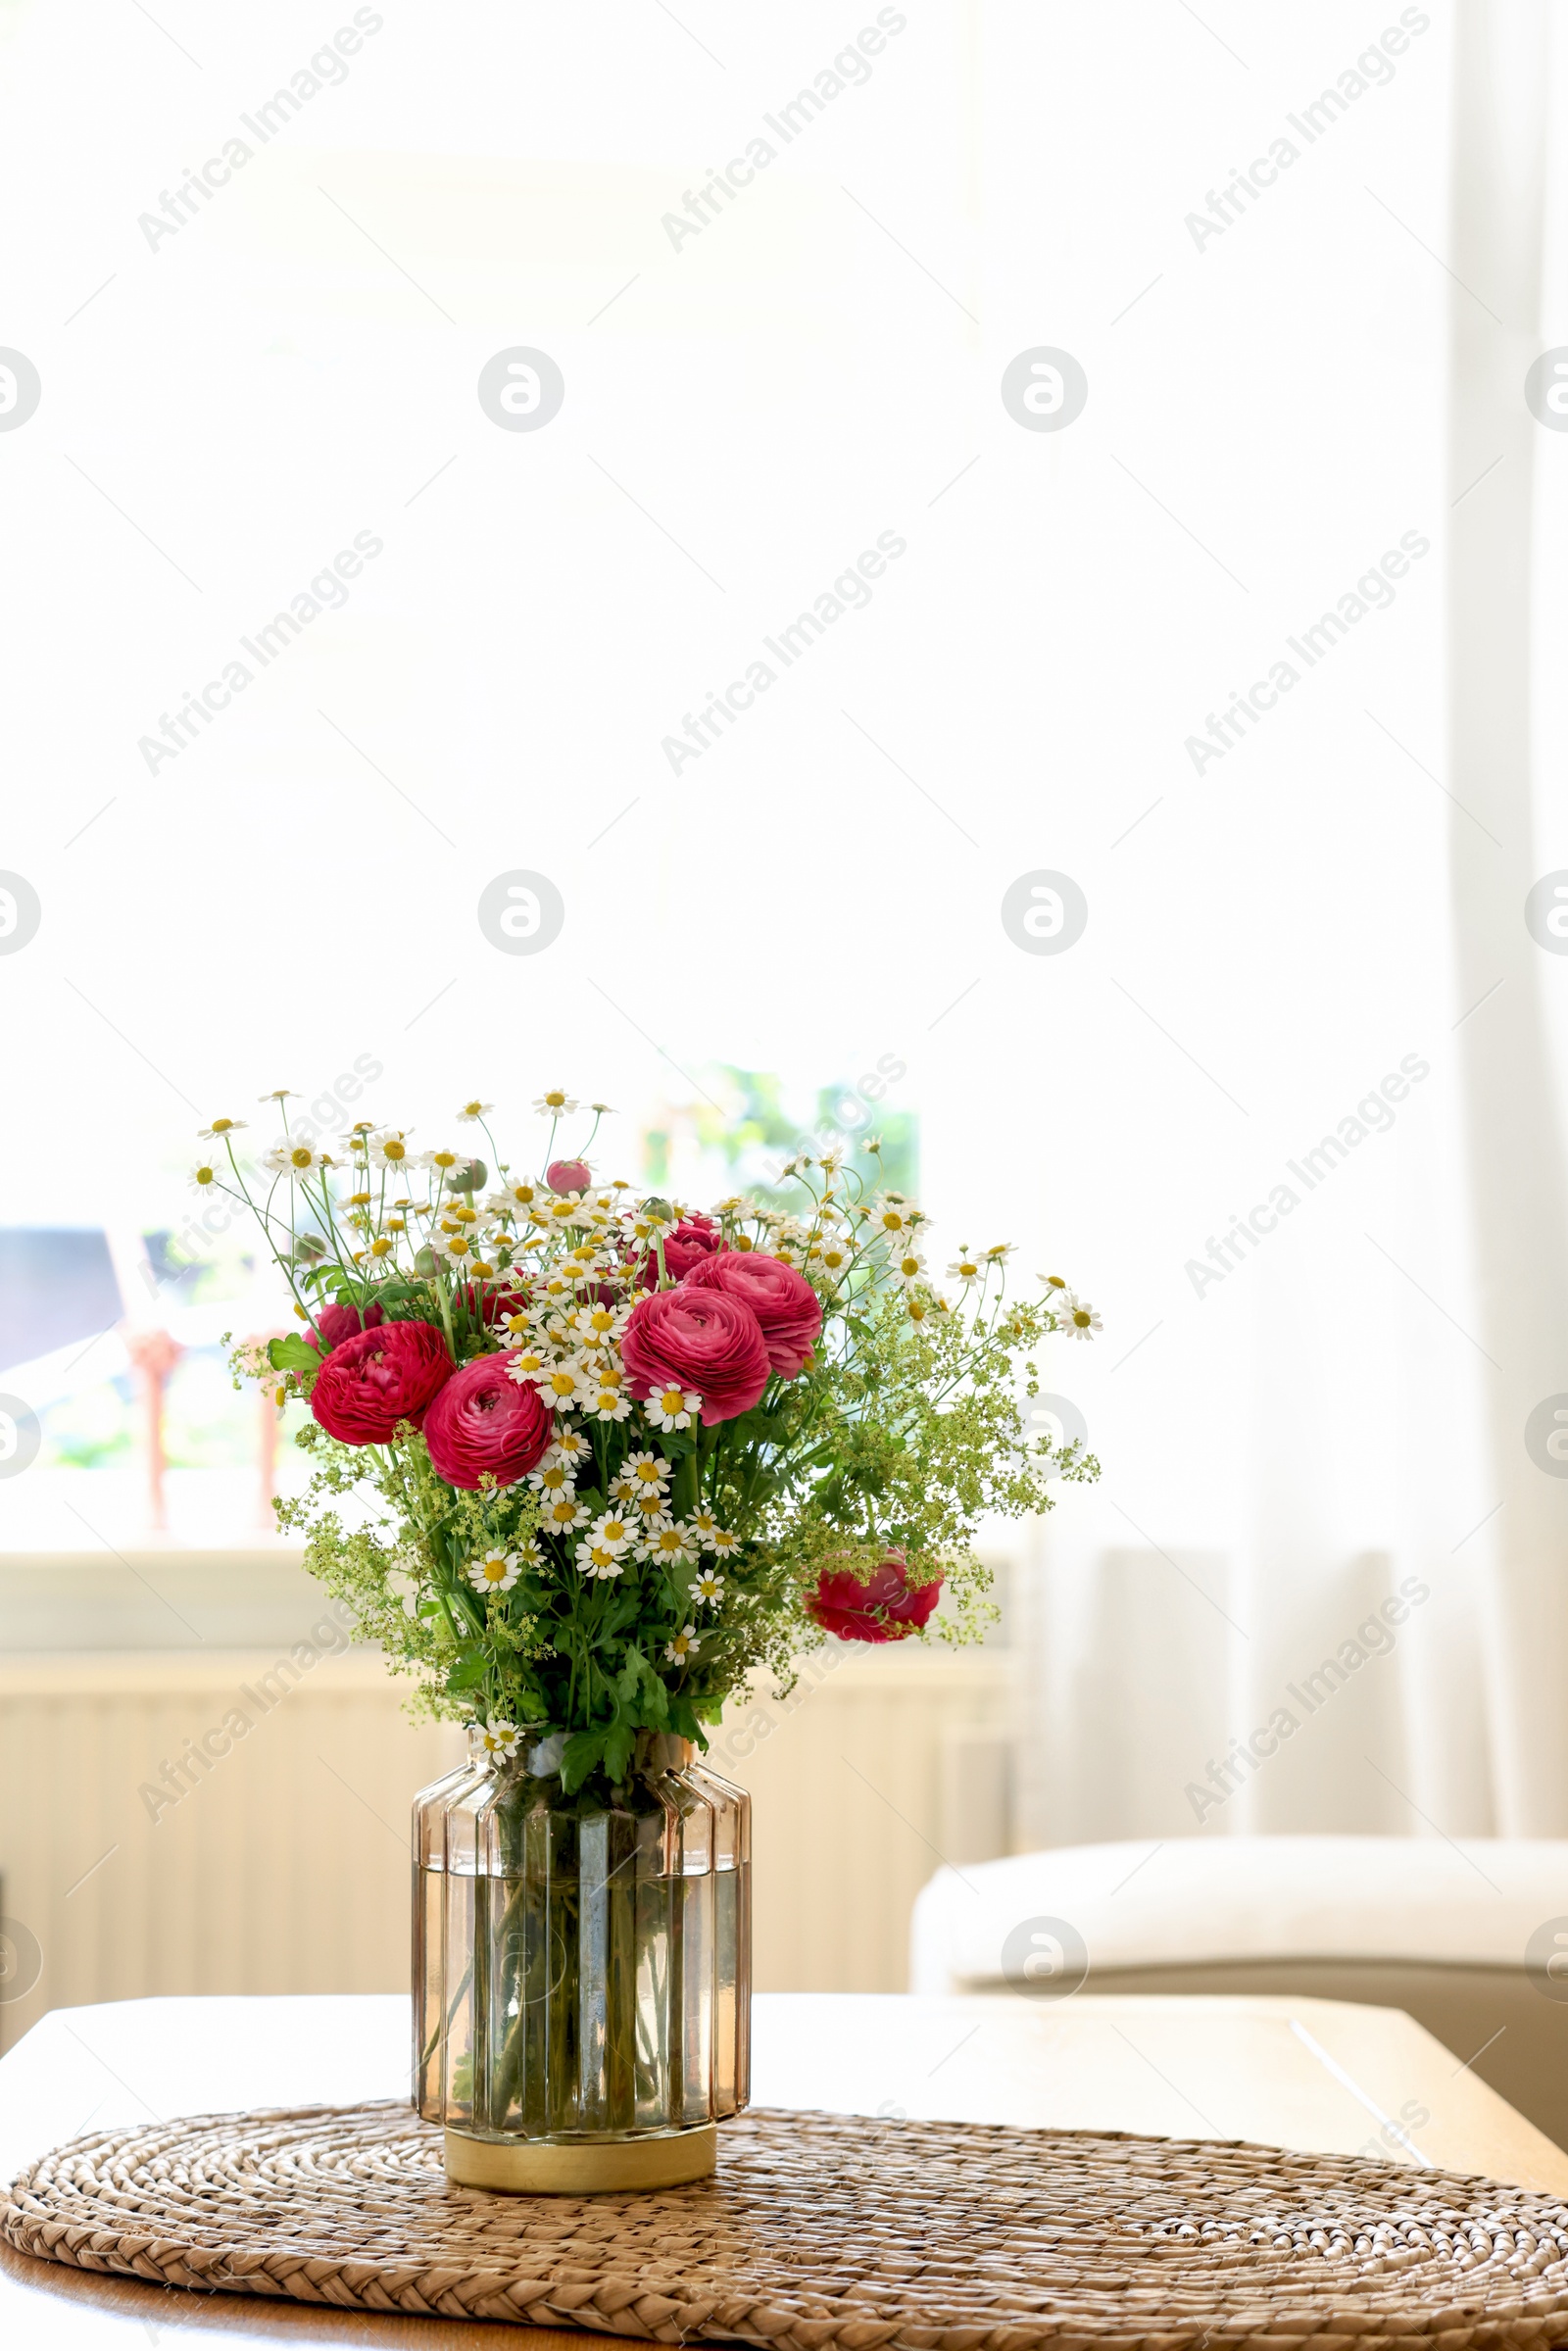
[413,1727,751,2191]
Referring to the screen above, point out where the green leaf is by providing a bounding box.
[604,1721,635,1783]
[666,1695,706,1747]
[267,1333,320,1373]
[446,1649,490,1691]
[561,1728,608,1791]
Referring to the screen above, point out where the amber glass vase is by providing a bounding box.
[413,1728,751,2191]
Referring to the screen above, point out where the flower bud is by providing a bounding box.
[548,1157,592,1195]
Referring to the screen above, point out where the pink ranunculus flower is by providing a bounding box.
[683,1249,822,1377]
[421,1349,555,1490]
[807,1553,944,1643]
[546,1157,592,1195]
[636,1212,724,1291]
[315,1298,385,1351]
[311,1320,453,1445]
[620,1286,770,1426]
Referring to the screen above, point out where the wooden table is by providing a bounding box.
[3,1990,1565,2345]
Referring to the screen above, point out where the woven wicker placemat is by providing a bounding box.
[8,2099,1568,2348]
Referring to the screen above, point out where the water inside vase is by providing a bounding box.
[414,1750,750,2141]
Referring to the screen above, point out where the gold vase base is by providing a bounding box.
[444,2121,717,2194]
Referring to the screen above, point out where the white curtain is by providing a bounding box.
[1003,0,1568,1851]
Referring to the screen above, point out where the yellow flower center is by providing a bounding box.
[290,1148,312,1168]
[547,1371,577,1397]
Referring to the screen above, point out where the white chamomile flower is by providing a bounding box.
[645,1384,700,1433]
[688,1503,720,1545]
[691,1567,725,1605]
[492,1181,540,1212]
[259,1089,299,1103]
[817,1237,853,1277]
[505,1342,552,1381]
[985,1242,1015,1264]
[534,1088,579,1117]
[948,1249,983,1285]
[575,1537,626,1580]
[540,1494,591,1536]
[438,1231,476,1260]
[457,1100,493,1122]
[1039,1272,1069,1297]
[368,1129,416,1171]
[467,1547,521,1593]
[528,1458,576,1497]
[870,1196,919,1238]
[608,1469,640,1506]
[622,1450,670,1493]
[709,1527,740,1558]
[817,1148,845,1175]
[264,1138,327,1177]
[664,1625,700,1663]
[534,1359,590,1410]
[891,1247,926,1287]
[571,1299,628,1344]
[1061,1296,1102,1340]
[479,1718,521,1761]
[589,1384,633,1423]
[199,1117,246,1140]
[590,1510,636,1553]
[189,1159,223,1195]
[548,1428,593,1466]
[642,1523,696,1568]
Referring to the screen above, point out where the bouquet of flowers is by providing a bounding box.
[214,1089,1099,1790]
